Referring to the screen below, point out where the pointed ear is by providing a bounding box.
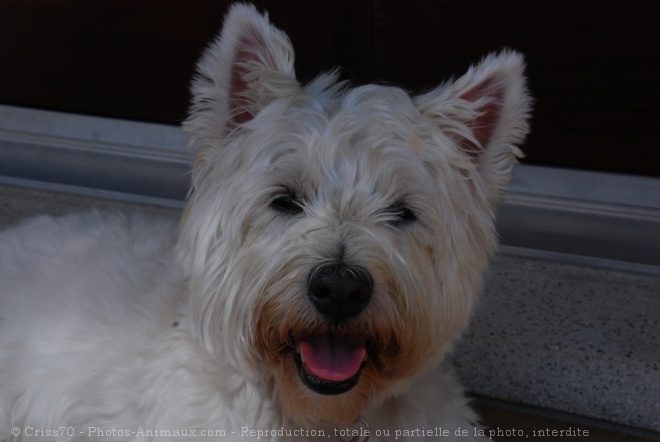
[415,51,532,205]
[185,3,298,145]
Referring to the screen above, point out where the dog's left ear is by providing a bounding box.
[185,3,298,146]
[415,51,532,205]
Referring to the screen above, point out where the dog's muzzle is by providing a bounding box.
[293,263,373,395]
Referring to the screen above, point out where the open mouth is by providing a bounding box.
[293,334,368,395]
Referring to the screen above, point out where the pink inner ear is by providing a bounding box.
[459,78,503,158]
[229,31,266,126]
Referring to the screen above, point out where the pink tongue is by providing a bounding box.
[298,335,366,382]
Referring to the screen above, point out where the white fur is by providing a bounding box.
[0,4,531,441]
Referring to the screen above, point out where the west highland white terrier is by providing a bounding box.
[0,4,531,441]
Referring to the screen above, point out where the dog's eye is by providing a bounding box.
[386,202,417,226]
[270,195,303,215]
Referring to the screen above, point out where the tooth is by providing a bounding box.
[296,344,305,364]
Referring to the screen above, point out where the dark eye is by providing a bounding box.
[386,202,417,226]
[270,194,303,215]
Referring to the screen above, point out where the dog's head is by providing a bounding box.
[178,3,530,426]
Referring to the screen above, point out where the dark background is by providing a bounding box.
[1,0,658,176]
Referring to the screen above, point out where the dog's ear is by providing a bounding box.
[415,51,531,205]
[185,3,297,143]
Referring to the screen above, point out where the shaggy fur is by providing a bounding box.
[0,4,530,441]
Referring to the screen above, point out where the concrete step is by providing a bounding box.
[453,254,660,431]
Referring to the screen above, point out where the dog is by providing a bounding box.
[0,3,530,441]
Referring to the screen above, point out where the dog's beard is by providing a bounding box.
[184,214,479,426]
[183,207,484,427]
[251,265,439,426]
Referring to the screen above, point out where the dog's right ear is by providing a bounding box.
[414,51,531,208]
[185,3,297,146]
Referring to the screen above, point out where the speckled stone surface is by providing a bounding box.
[452,256,660,431]
[1,183,659,431]
[0,183,180,229]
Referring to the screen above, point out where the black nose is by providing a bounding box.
[307,263,373,322]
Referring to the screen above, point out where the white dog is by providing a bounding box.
[0,4,530,441]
